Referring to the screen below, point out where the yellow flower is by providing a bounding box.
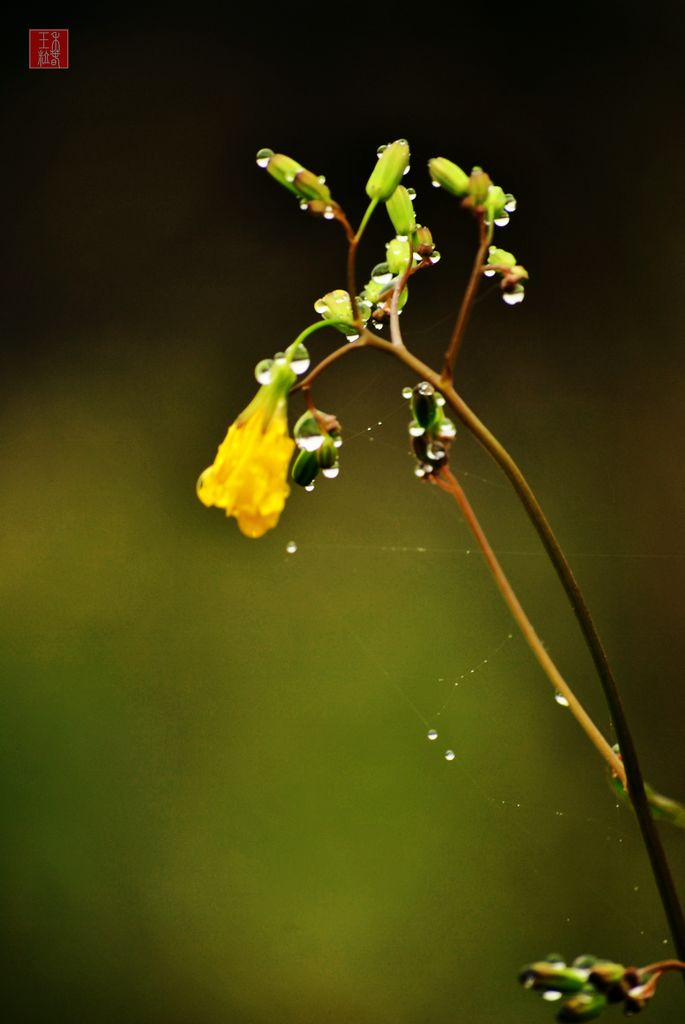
[197,368,296,538]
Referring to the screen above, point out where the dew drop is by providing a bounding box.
[314,298,328,315]
[286,541,297,554]
[502,289,525,306]
[484,268,497,278]
[346,332,360,342]
[255,147,274,168]
[273,351,287,365]
[406,187,417,200]
[504,195,517,213]
[542,991,563,1002]
[414,466,426,478]
[323,206,335,220]
[555,693,570,707]
[333,436,343,448]
[403,164,411,175]
[322,466,339,479]
[304,482,315,492]
[438,419,457,440]
[255,358,273,385]
[299,199,309,211]
[318,175,326,184]
[435,394,445,407]
[417,381,434,396]
[431,180,441,188]
[427,729,438,741]
[409,424,425,437]
[494,214,510,227]
[296,435,325,452]
[376,144,388,156]
[444,749,455,761]
[371,263,394,285]
[289,344,310,375]
[427,442,446,461]
[429,251,441,264]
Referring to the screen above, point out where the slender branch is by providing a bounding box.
[641,959,685,975]
[285,319,354,361]
[442,211,491,380]
[347,197,379,324]
[433,466,625,782]
[389,250,414,349]
[290,337,365,394]
[357,327,685,959]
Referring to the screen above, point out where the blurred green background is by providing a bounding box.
[3,8,684,1022]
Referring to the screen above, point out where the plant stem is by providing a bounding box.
[348,197,379,323]
[442,212,491,380]
[286,319,355,362]
[433,465,626,782]
[358,328,685,959]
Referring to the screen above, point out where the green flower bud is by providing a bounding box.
[411,382,441,429]
[265,153,304,195]
[292,449,320,487]
[557,990,608,1022]
[386,237,411,276]
[362,279,390,305]
[386,185,416,236]
[314,290,358,337]
[413,225,435,256]
[468,167,492,204]
[488,246,517,269]
[518,962,589,994]
[587,962,626,992]
[293,412,324,452]
[293,168,331,203]
[366,140,410,202]
[428,157,470,197]
[484,184,508,225]
[317,435,337,470]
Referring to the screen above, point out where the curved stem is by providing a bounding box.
[286,319,355,361]
[358,328,685,959]
[442,212,490,380]
[434,466,625,782]
[348,197,379,323]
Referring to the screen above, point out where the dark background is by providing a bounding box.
[2,7,685,1023]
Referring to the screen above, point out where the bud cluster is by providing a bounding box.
[484,245,529,305]
[291,410,342,490]
[519,954,652,1021]
[428,157,517,227]
[402,382,457,478]
[256,148,339,220]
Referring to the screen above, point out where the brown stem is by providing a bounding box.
[433,466,625,782]
[442,211,490,380]
[359,328,685,960]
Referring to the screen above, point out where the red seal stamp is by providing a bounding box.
[29,29,69,69]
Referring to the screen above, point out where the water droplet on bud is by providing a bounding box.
[484,269,496,278]
[502,288,525,306]
[401,386,413,400]
[494,214,510,227]
[542,991,563,1002]
[256,148,274,168]
[289,344,310,375]
[255,358,273,385]
[409,424,425,437]
[322,466,339,479]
